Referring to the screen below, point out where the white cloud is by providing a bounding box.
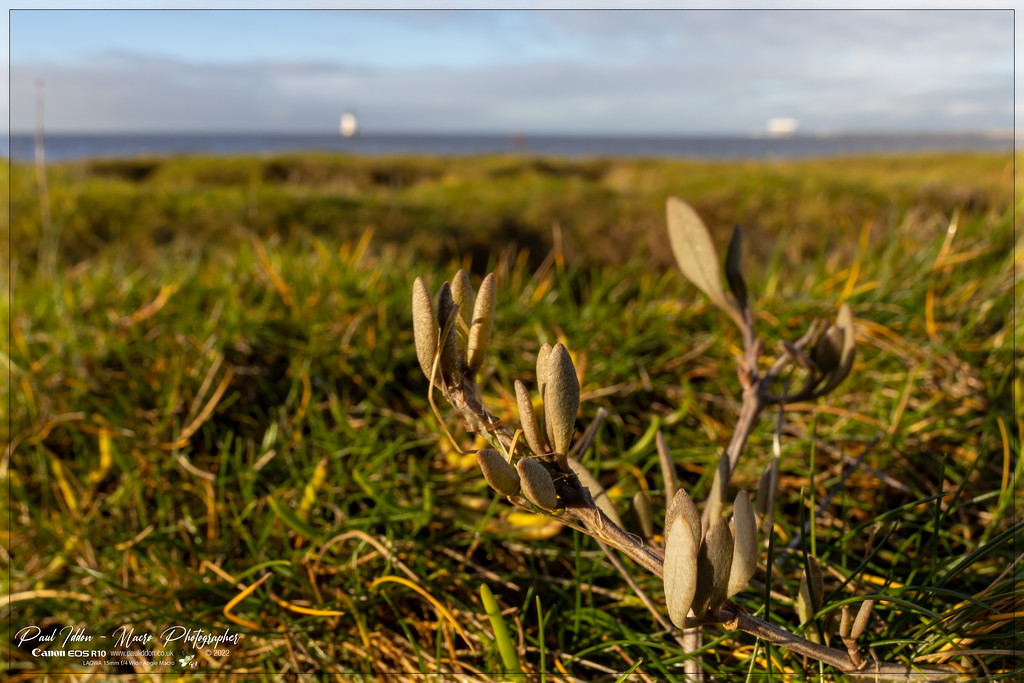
[7,7,1014,134]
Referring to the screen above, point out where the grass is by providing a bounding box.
[3,150,1021,680]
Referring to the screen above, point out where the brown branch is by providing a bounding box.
[716,609,958,681]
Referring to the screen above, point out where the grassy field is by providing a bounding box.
[4,150,1021,680]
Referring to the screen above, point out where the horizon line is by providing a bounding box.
[7,127,1016,140]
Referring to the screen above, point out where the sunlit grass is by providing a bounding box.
[4,151,1019,679]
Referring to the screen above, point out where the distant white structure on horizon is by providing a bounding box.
[766,117,798,137]
[340,111,358,137]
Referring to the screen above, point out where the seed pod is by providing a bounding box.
[850,599,874,640]
[467,272,496,374]
[701,450,730,533]
[412,277,439,384]
[691,517,734,616]
[514,379,549,456]
[568,457,622,528]
[435,281,461,385]
[517,458,558,510]
[631,490,654,540]
[656,430,679,499]
[665,488,701,553]
[663,505,699,629]
[839,605,852,639]
[451,269,474,357]
[477,449,520,497]
[727,491,758,597]
[536,343,552,401]
[544,343,579,456]
[451,269,475,328]
[797,555,824,626]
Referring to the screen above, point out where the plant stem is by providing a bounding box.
[438,307,959,681]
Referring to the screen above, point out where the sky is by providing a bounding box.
[6,4,1017,136]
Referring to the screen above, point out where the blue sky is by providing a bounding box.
[6,5,1016,136]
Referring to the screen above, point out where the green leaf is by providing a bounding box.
[480,583,523,675]
[267,494,319,540]
[666,197,735,317]
[725,224,748,310]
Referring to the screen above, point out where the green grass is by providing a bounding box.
[3,150,1020,680]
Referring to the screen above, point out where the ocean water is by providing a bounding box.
[5,131,1014,163]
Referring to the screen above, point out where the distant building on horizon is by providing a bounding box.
[340,111,358,137]
[766,118,798,137]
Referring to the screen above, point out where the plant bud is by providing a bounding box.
[665,488,701,553]
[467,273,496,373]
[811,324,843,374]
[515,380,549,456]
[701,450,730,533]
[817,303,857,396]
[451,269,474,357]
[412,277,439,384]
[691,517,734,616]
[850,599,874,640]
[435,281,461,385]
[536,343,552,401]
[544,343,579,456]
[663,506,698,629]
[477,449,520,497]
[567,457,622,528]
[517,458,558,510]
[451,269,475,329]
[835,302,856,375]
[727,491,757,597]
[839,605,852,639]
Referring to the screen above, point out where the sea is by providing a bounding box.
[5,131,1015,163]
